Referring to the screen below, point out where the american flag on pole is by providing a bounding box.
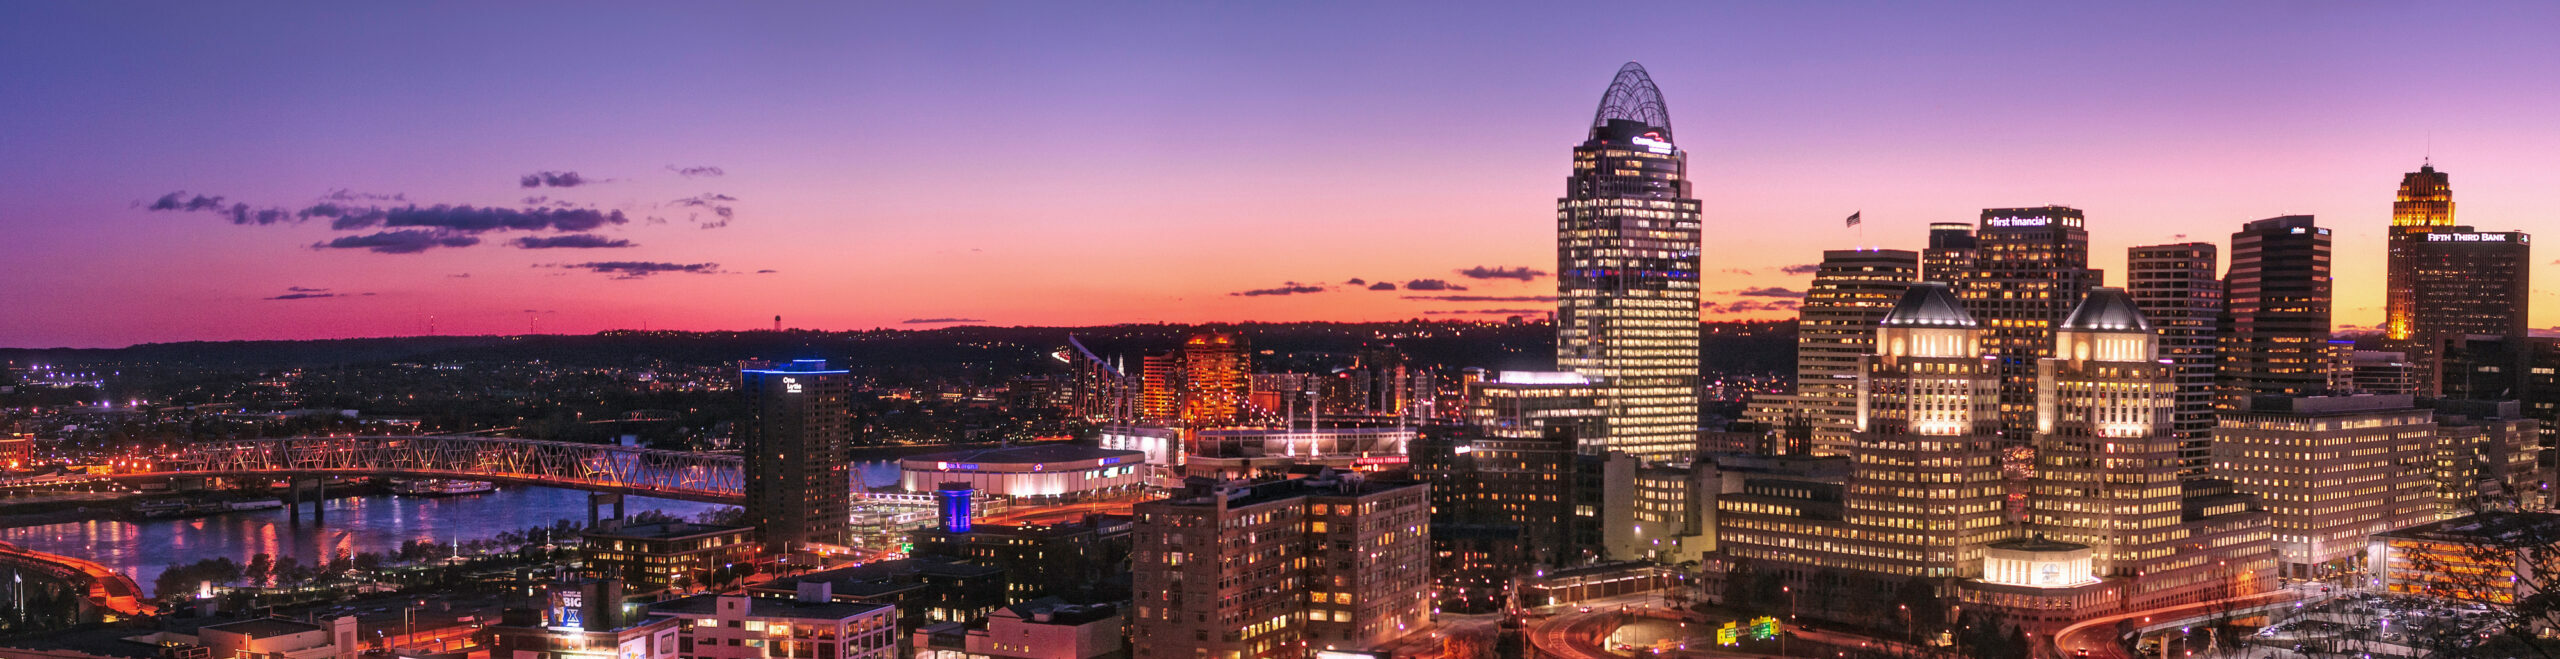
[1845,211,1861,227]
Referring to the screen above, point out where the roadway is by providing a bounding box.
[2051,585,2320,659]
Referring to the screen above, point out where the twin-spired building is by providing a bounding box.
[1554,62,1703,462]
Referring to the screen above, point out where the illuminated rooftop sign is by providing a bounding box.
[1495,371,1590,385]
[1630,131,1674,154]
[2427,232,2519,243]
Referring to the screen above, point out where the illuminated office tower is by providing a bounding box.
[1960,206,2099,443]
[739,360,852,552]
[2218,216,2333,408]
[1179,330,1250,426]
[1140,352,1181,423]
[1923,222,1977,283]
[2027,289,2183,581]
[1717,283,2009,596]
[2127,243,2222,475]
[1793,249,1917,455]
[1554,62,1702,461]
[2384,165,2530,394]
[2384,163,2456,343]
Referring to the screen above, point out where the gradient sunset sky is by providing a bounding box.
[5,2,2557,348]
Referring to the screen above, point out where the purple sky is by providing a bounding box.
[3,2,2557,347]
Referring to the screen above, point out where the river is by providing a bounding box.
[0,461,902,589]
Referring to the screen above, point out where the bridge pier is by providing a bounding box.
[286,478,326,526]
[588,492,624,528]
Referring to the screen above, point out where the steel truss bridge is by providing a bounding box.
[126,436,745,503]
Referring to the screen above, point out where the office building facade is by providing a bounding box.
[1958,206,2099,443]
[1555,62,1703,461]
[1130,474,1431,659]
[2213,394,2437,577]
[2218,216,2334,408]
[2127,243,2222,475]
[1793,249,1918,456]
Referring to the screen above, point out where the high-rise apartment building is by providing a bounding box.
[2127,243,2223,475]
[1959,206,2099,442]
[1555,62,1702,462]
[1793,249,1917,456]
[2386,165,2532,396]
[2218,216,2334,408]
[1129,474,1431,659]
[739,359,852,552]
[2213,394,2437,578]
[1923,222,1977,284]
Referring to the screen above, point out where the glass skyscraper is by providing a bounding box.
[1555,62,1702,461]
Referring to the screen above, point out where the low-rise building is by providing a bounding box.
[485,580,680,659]
[648,587,899,659]
[2371,511,2560,606]
[581,522,754,590]
[197,617,354,659]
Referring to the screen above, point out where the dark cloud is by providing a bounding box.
[670,193,738,229]
[1368,282,1398,291]
[449,273,471,278]
[336,205,630,234]
[513,234,634,249]
[264,292,339,301]
[1230,282,1328,297]
[1402,295,1555,302]
[902,317,986,324]
[149,192,229,212]
[314,230,483,254]
[1703,299,1800,315]
[1424,308,1549,315]
[1403,279,1467,291]
[553,261,724,279]
[1345,278,1367,286]
[1736,286,1805,299]
[1456,266,1548,281]
[1780,263,1821,275]
[667,165,726,178]
[754,269,778,274]
[519,171,594,188]
[285,286,328,293]
[146,191,303,225]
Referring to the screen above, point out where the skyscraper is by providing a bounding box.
[1179,330,1250,426]
[2385,164,2456,342]
[1555,62,1702,461]
[2218,216,2333,407]
[2127,243,2222,475]
[2384,164,2531,395]
[2027,289,2183,583]
[1922,221,1977,284]
[1793,249,1918,455]
[739,359,853,553]
[1958,206,2099,443]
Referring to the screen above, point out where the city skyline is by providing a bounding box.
[8,3,2560,347]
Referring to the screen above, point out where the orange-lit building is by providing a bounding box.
[2384,164,2532,396]
[1179,331,1248,426]
[0,432,31,470]
[2371,511,2560,607]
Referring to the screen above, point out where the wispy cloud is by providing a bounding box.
[1779,263,1820,275]
[670,193,737,229]
[1402,294,1553,302]
[1231,282,1328,297]
[514,234,634,249]
[1403,279,1467,291]
[667,165,725,178]
[1735,286,1805,298]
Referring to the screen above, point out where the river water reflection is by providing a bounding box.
[0,460,902,588]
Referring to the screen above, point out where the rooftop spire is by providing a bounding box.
[1590,62,1673,142]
